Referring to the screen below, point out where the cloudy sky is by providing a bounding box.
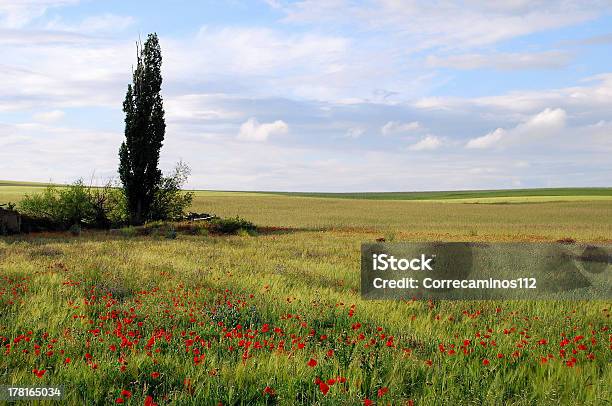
[1,0,611,191]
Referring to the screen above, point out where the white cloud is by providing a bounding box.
[165,94,242,122]
[415,74,612,116]
[0,0,79,28]
[238,117,288,142]
[408,135,442,151]
[466,128,505,149]
[275,0,604,50]
[0,121,121,183]
[524,107,566,130]
[45,13,134,33]
[425,51,572,71]
[466,108,566,149]
[381,120,420,135]
[345,126,365,138]
[33,109,65,122]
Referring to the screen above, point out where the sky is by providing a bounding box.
[0,0,611,192]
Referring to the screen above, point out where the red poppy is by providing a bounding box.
[319,382,329,396]
[144,396,158,406]
[377,387,389,398]
[32,369,46,378]
[151,371,160,379]
[121,389,132,399]
[307,358,317,367]
[115,398,124,404]
[263,386,275,396]
[64,357,71,364]
[482,359,490,366]
[326,349,334,357]
[364,399,373,406]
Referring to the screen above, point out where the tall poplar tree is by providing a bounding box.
[119,33,165,225]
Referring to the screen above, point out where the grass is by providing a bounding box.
[1,184,611,404]
[257,187,612,201]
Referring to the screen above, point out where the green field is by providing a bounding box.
[260,187,612,200]
[1,184,611,405]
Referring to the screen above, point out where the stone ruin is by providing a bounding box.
[0,206,21,234]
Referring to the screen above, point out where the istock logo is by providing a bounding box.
[372,254,434,271]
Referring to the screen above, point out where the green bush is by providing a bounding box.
[209,216,256,235]
[69,223,82,236]
[149,161,194,222]
[20,182,92,229]
[118,226,138,237]
[19,180,127,230]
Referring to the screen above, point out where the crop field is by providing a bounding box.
[1,185,611,405]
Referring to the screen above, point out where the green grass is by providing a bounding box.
[3,181,611,203]
[254,187,612,200]
[1,183,611,404]
[0,180,57,187]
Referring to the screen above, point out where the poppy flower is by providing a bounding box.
[482,359,490,366]
[377,387,389,397]
[32,369,46,378]
[115,398,124,404]
[307,358,317,367]
[121,389,132,399]
[144,396,158,406]
[64,357,71,364]
[263,386,275,396]
[151,371,160,379]
[364,399,373,406]
[319,382,329,396]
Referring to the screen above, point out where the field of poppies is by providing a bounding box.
[1,188,611,405]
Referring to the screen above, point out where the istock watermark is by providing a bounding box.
[361,242,611,300]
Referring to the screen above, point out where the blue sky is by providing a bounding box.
[1,0,611,191]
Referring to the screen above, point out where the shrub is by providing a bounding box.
[69,224,82,236]
[209,216,256,235]
[118,226,138,237]
[20,182,92,230]
[88,182,128,228]
[19,180,127,230]
[150,161,194,222]
[165,227,177,240]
